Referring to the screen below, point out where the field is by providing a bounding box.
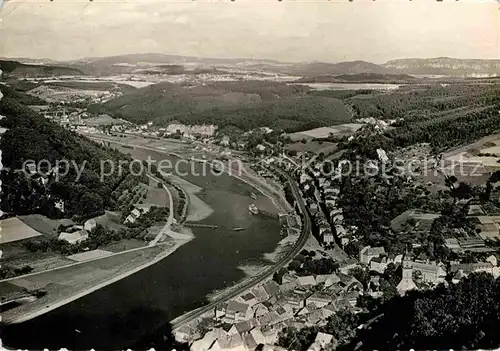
[82,114,129,126]
[17,214,61,237]
[0,239,74,273]
[288,123,363,141]
[92,211,126,232]
[442,134,500,181]
[145,177,170,207]
[0,218,43,244]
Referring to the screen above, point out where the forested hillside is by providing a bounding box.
[0,60,84,78]
[339,83,500,156]
[0,85,139,218]
[91,81,352,132]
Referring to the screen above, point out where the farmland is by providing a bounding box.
[288,123,364,141]
[0,218,43,244]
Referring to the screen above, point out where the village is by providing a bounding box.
[11,87,500,351]
[166,121,500,351]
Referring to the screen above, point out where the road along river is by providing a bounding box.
[0,146,283,350]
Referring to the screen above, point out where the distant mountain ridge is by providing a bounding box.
[2,55,500,77]
[294,72,416,83]
[383,57,500,76]
[69,54,500,76]
[0,60,84,78]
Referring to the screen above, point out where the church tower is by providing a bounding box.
[397,249,417,296]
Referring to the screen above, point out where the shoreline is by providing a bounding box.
[79,135,291,321]
[2,136,281,325]
[168,173,214,223]
[2,237,193,325]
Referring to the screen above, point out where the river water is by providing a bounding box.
[0,149,281,350]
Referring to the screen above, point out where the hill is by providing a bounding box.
[295,73,416,83]
[70,53,284,66]
[297,61,389,74]
[4,55,500,78]
[384,57,500,76]
[0,85,141,219]
[0,60,84,78]
[91,80,352,132]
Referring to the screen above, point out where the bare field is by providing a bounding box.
[0,218,43,244]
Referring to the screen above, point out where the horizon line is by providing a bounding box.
[1,52,500,66]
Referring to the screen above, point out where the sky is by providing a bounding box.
[0,0,499,63]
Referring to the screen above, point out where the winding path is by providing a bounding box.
[146,173,175,247]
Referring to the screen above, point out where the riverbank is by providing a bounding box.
[1,235,193,325]
[169,174,214,223]
[1,135,286,350]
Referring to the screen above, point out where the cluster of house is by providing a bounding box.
[449,256,500,283]
[176,270,365,351]
[390,207,500,254]
[124,204,152,224]
[57,218,97,245]
[357,243,500,296]
[299,169,353,249]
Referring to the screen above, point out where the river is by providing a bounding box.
[0,149,281,350]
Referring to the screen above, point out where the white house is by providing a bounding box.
[84,219,97,232]
[58,230,88,245]
[125,207,150,224]
[359,246,386,264]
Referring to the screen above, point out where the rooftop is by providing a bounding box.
[227,300,250,314]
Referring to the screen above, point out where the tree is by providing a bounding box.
[323,309,359,345]
[277,327,318,350]
[349,267,371,290]
[356,273,500,350]
[76,192,104,216]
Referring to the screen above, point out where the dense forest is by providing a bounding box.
[343,103,500,158]
[91,81,351,132]
[0,85,140,218]
[337,83,500,158]
[354,273,500,350]
[347,84,500,121]
[0,60,84,78]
